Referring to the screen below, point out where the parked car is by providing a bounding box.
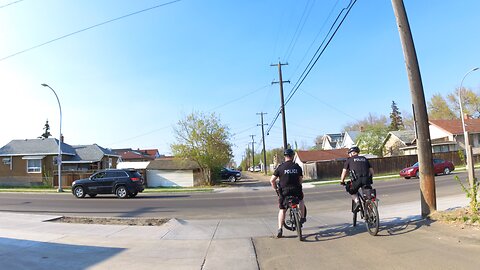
[399,159,455,179]
[220,167,242,182]
[248,166,261,172]
[72,169,145,199]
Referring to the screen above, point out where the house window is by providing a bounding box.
[27,159,42,173]
[2,158,11,165]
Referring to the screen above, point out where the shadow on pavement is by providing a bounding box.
[302,216,434,242]
[0,237,125,270]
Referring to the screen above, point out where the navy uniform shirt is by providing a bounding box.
[274,160,303,188]
[343,155,371,177]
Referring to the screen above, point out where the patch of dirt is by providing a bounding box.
[429,207,480,228]
[52,216,169,226]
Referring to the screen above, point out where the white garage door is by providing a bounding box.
[146,170,194,187]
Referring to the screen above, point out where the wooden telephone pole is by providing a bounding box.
[391,0,436,217]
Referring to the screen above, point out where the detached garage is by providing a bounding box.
[146,158,205,187]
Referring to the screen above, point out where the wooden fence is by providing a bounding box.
[306,151,475,180]
[53,171,94,188]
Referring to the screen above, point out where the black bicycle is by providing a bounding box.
[342,181,380,236]
[282,195,305,241]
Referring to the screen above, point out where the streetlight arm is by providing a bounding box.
[458,67,479,133]
[41,83,63,192]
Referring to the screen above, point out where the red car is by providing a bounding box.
[399,158,455,179]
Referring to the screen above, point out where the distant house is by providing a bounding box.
[340,131,361,149]
[382,130,416,157]
[146,157,204,187]
[113,148,160,162]
[0,138,120,187]
[295,149,348,179]
[321,133,344,150]
[401,119,480,155]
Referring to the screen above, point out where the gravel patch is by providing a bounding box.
[51,216,169,226]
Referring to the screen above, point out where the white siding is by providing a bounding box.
[429,125,453,140]
[146,170,194,187]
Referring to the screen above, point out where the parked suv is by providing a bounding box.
[72,169,145,199]
[219,167,242,182]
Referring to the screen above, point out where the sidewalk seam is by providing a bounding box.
[200,219,221,270]
[250,237,261,270]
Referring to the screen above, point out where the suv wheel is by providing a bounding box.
[115,186,128,199]
[73,186,86,198]
[228,175,236,183]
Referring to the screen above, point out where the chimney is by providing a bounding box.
[60,134,64,143]
[464,113,470,120]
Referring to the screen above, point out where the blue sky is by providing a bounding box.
[1,0,480,165]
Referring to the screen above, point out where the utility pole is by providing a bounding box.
[250,135,256,171]
[246,144,250,169]
[257,112,268,175]
[271,62,290,149]
[392,0,436,217]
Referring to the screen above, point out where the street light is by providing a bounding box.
[41,83,63,192]
[458,67,479,189]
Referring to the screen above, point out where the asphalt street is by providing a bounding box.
[0,172,479,269]
[0,172,468,220]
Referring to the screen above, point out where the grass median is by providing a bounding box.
[0,186,214,193]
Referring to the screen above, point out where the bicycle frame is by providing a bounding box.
[282,196,303,241]
[344,180,380,236]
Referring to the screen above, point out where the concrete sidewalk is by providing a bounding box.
[0,194,477,270]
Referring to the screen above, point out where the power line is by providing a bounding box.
[0,0,182,62]
[283,0,315,61]
[0,0,25,9]
[285,0,357,105]
[266,0,357,133]
[207,84,269,112]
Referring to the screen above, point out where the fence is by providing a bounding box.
[309,151,473,180]
[53,171,94,188]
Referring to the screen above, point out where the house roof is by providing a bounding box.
[296,149,348,163]
[119,150,155,160]
[430,119,480,135]
[147,158,199,170]
[0,138,76,156]
[390,130,416,144]
[66,144,119,162]
[140,149,160,158]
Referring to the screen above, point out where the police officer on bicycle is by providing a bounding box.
[340,146,374,210]
[270,148,306,238]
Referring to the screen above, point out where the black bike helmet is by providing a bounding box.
[283,148,295,157]
[348,146,360,154]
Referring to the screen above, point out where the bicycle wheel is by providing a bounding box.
[364,200,379,236]
[293,208,303,241]
[283,208,296,231]
[352,200,357,227]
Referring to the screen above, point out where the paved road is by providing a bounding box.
[0,172,468,219]
[1,171,479,269]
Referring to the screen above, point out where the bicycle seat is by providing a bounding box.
[284,196,300,205]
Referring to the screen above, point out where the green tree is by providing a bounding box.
[447,87,480,119]
[356,125,388,157]
[343,113,388,132]
[171,112,232,185]
[427,93,456,120]
[38,119,52,139]
[389,101,404,131]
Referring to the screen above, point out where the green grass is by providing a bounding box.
[142,187,214,193]
[0,186,71,193]
[0,185,214,193]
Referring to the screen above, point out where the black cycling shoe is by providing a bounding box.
[300,217,306,224]
[276,228,283,238]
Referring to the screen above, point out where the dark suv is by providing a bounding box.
[219,167,242,182]
[72,169,145,199]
